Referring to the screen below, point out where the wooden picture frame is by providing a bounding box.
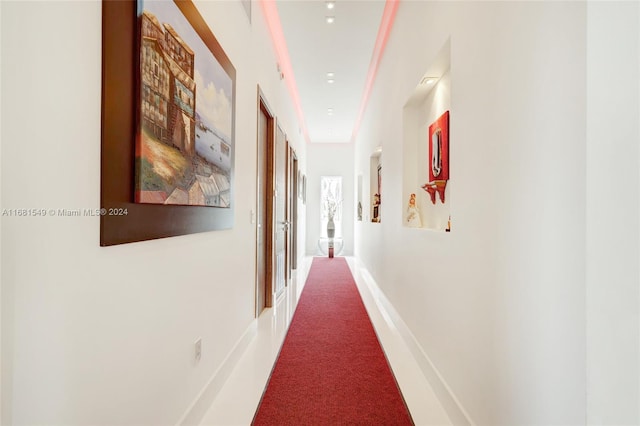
[101,0,236,246]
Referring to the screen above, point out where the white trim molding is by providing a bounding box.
[354,258,475,426]
[177,321,258,426]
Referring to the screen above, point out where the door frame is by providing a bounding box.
[289,148,298,272]
[274,122,289,297]
[256,87,276,315]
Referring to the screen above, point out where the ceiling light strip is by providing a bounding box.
[259,0,311,144]
[350,0,399,143]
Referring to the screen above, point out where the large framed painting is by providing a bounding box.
[136,0,234,207]
[101,0,236,245]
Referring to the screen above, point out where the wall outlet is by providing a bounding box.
[194,338,202,362]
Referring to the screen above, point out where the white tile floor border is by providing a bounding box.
[198,256,453,426]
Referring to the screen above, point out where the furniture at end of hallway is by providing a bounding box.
[317,237,344,257]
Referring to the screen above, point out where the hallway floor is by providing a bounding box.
[200,257,451,425]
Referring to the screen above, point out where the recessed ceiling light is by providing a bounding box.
[327,79,335,84]
[420,77,437,85]
[326,1,335,9]
[326,16,335,24]
[327,72,335,78]
[328,108,334,115]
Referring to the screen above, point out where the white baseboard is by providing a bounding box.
[176,321,258,426]
[356,261,475,426]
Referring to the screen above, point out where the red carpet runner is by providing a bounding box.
[252,257,413,425]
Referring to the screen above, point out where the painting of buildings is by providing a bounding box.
[135,0,234,207]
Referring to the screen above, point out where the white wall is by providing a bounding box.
[306,143,354,256]
[0,1,305,424]
[586,2,640,424]
[355,2,589,424]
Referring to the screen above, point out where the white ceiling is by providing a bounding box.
[276,1,385,144]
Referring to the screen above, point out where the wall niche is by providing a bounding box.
[402,39,451,232]
[370,147,382,223]
[357,174,363,221]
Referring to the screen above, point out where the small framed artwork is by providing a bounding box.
[429,110,450,182]
[377,164,382,198]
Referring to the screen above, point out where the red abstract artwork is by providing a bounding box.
[428,110,450,182]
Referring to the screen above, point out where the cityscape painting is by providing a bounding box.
[135,0,235,207]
